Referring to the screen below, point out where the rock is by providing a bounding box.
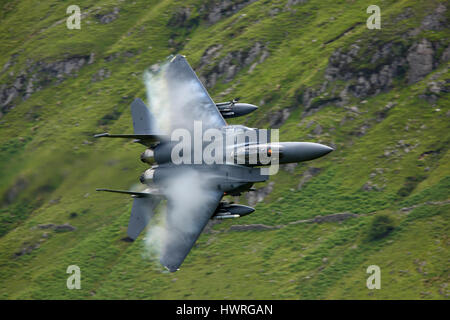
[167,7,192,28]
[14,243,40,257]
[362,181,380,191]
[353,122,370,136]
[204,0,258,24]
[286,0,308,9]
[3,177,28,205]
[269,8,280,17]
[269,108,291,128]
[406,39,434,84]
[323,40,412,99]
[228,224,281,232]
[92,68,111,82]
[375,102,396,122]
[167,1,258,30]
[1,55,90,114]
[298,167,321,190]
[88,53,95,64]
[325,44,361,81]
[37,223,55,229]
[441,45,450,62]
[350,106,359,113]
[312,212,357,223]
[199,42,269,88]
[95,7,119,24]
[305,120,315,128]
[300,87,338,113]
[281,163,298,173]
[246,181,275,206]
[200,44,223,67]
[394,7,414,22]
[313,124,323,135]
[421,4,447,31]
[36,223,76,232]
[104,52,121,62]
[54,223,76,232]
[48,198,60,205]
[427,80,449,94]
[204,219,223,234]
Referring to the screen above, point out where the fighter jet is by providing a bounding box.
[94,55,333,272]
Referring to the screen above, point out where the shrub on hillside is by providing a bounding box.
[367,214,395,241]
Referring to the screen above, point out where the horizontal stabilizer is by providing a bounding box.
[93,133,167,146]
[96,188,157,198]
[96,188,162,240]
[128,196,161,240]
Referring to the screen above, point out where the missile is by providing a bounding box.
[212,203,255,220]
[233,142,333,165]
[213,214,241,220]
[277,142,333,163]
[216,101,258,118]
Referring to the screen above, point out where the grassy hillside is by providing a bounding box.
[0,0,448,299]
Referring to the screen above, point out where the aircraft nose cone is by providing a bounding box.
[279,142,333,163]
[234,103,258,116]
[242,104,258,112]
[312,143,334,158]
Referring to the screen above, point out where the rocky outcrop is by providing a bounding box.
[441,46,450,62]
[309,212,358,223]
[35,223,76,232]
[399,199,450,213]
[214,199,450,234]
[167,7,197,29]
[199,42,269,88]
[406,39,434,84]
[246,181,274,206]
[95,7,120,24]
[202,0,258,24]
[269,107,292,128]
[325,42,409,98]
[281,163,298,174]
[199,44,224,67]
[301,37,439,116]
[168,0,258,28]
[0,55,90,114]
[166,2,259,50]
[1,53,18,73]
[14,242,40,257]
[421,4,447,31]
[229,224,281,231]
[361,181,381,192]
[2,177,28,205]
[299,4,447,117]
[300,83,344,116]
[297,167,321,190]
[103,50,139,63]
[228,212,359,232]
[92,68,111,82]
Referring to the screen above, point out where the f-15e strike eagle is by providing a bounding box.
[95,54,333,272]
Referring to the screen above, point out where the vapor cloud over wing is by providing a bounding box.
[143,55,226,134]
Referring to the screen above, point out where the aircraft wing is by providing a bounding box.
[128,196,161,240]
[145,54,226,133]
[160,189,223,272]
